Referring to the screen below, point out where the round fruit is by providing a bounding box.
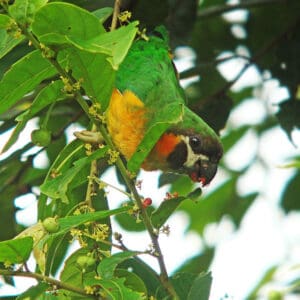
[142,197,152,208]
[76,255,96,272]
[31,129,51,147]
[42,217,60,233]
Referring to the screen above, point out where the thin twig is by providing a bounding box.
[0,269,89,297]
[207,15,300,99]
[111,0,121,31]
[198,0,288,19]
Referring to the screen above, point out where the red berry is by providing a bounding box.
[142,197,152,208]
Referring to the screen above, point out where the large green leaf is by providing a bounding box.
[40,147,108,203]
[38,139,86,219]
[66,21,139,69]
[188,272,212,300]
[42,208,130,243]
[32,2,105,40]
[281,171,300,212]
[0,237,33,264]
[17,282,49,300]
[0,50,57,115]
[119,258,161,297]
[0,14,12,29]
[9,0,48,24]
[2,80,65,153]
[88,277,143,300]
[65,48,115,109]
[98,251,138,279]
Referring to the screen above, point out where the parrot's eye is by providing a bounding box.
[189,136,201,151]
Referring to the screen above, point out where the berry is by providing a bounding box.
[76,255,96,272]
[31,129,51,147]
[42,217,60,233]
[142,197,152,208]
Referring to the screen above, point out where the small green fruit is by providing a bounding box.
[42,217,60,233]
[31,129,51,147]
[76,255,96,272]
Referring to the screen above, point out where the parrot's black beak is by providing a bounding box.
[188,160,219,186]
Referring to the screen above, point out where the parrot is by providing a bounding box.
[106,27,223,186]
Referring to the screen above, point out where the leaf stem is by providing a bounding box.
[0,269,89,297]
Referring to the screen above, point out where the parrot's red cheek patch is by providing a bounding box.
[189,172,208,187]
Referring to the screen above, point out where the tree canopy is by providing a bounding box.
[0,0,299,299]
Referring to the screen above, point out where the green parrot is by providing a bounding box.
[106,27,223,186]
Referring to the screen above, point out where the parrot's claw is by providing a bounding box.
[74,130,103,144]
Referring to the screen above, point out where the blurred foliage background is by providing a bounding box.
[1,0,300,299]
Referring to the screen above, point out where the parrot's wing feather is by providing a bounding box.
[127,103,184,172]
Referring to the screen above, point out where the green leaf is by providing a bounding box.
[38,139,85,219]
[0,50,57,115]
[9,0,48,24]
[281,171,300,212]
[0,237,33,264]
[16,282,49,300]
[2,80,65,153]
[0,29,25,60]
[276,99,300,142]
[49,207,130,238]
[98,251,138,279]
[0,14,13,29]
[92,7,113,23]
[188,272,212,300]
[66,21,139,69]
[151,196,186,229]
[97,277,143,300]
[115,269,148,296]
[60,248,90,285]
[119,258,161,297]
[65,48,115,109]
[128,103,184,172]
[175,248,215,274]
[32,2,105,40]
[40,147,108,203]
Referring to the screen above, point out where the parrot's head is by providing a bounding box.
[145,108,223,186]
[166,130,223,186]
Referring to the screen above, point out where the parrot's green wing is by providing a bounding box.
[114,27,220,173]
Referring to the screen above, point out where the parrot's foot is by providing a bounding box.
[74,130,103,144]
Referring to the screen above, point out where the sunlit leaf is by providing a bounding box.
[98,251,138,279]
[2,80,65,153]
[49,207,130,238]
[16,282,49,300]
[92,7,113,23]
[0,50,57,115]
[188,272,212,300]
[32,2,105,40]
[66,21,139,69]
[65,48,115,109]
[281,171,300,212]
[40,147,108,203]
[9,0,48,24]
[0,237,33,264]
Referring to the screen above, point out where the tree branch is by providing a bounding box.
[0,269,89,297]
[198,0,289,19]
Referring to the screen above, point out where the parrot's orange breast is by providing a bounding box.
[106,89,147,159]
